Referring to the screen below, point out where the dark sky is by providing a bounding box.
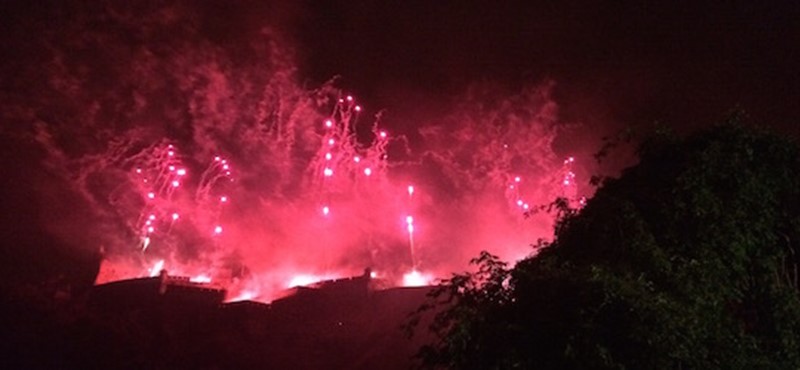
[295,1,799,134]
[2,1,797,144]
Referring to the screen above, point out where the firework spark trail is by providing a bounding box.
[131,143,187,251]
[196,155,234,237]
[309,94,395,226]
[406,185,417,269]
[65,136,239,284]
[406,215,415,266]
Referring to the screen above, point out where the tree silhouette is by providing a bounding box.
[414,121,800,368]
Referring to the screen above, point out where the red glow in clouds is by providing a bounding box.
[83,84,583,303]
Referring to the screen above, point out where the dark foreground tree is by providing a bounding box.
[413,122,800,369]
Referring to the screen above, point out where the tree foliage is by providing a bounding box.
[413,122,800,369]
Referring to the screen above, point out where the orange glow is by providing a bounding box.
[402,270,431,287]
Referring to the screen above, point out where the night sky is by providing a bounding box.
[295,1,799,133]
[1,1,799,291]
